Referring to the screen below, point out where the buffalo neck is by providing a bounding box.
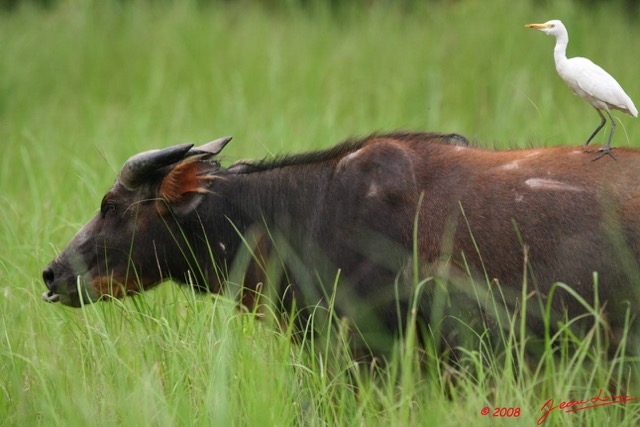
[220,162,334,239]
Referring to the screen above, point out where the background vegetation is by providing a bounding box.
[1,0,639,425]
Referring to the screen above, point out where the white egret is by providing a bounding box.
[526,19,637,160]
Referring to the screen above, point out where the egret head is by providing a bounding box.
[525,20,566,37]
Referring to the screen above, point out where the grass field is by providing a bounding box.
[1,0,640,425]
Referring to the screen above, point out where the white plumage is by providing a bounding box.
[526,19,637,160]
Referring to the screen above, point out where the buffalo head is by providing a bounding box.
[42,136,232,307]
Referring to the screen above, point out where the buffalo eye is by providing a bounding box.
[101,200,117,218]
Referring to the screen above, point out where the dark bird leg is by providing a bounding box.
[590,110,617,161]
[584,108,606,147]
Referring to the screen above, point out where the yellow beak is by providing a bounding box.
[525,23,550,29]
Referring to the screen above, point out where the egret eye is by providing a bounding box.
[550,24,555,28]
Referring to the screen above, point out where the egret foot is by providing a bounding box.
[585,146,616,161]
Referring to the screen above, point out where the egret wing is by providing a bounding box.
[568,57,635,113]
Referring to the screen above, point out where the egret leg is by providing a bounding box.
[583,109,606,147]
[590,110,617,161]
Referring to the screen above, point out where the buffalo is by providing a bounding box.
[42,132,640,350]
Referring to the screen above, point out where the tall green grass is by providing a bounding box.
[1,1,640,425]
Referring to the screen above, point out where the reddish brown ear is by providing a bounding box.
[159,157,214,209]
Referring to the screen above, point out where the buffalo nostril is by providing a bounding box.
[42,267,55,290]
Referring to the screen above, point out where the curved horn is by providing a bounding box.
[188,136,233,157]
[118,143,194,190]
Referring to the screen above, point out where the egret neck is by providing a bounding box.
[552,27,569,75]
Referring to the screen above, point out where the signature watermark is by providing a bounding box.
[537,389,637,425]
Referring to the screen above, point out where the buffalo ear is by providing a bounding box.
[158,157,214,215]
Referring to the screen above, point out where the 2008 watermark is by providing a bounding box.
[480,407,521,417]
[479,390,637,424]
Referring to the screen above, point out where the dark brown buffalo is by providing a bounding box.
[42,132,640,348]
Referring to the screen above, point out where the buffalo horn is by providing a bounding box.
[118,143,194,190]
[188,136,233,157]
